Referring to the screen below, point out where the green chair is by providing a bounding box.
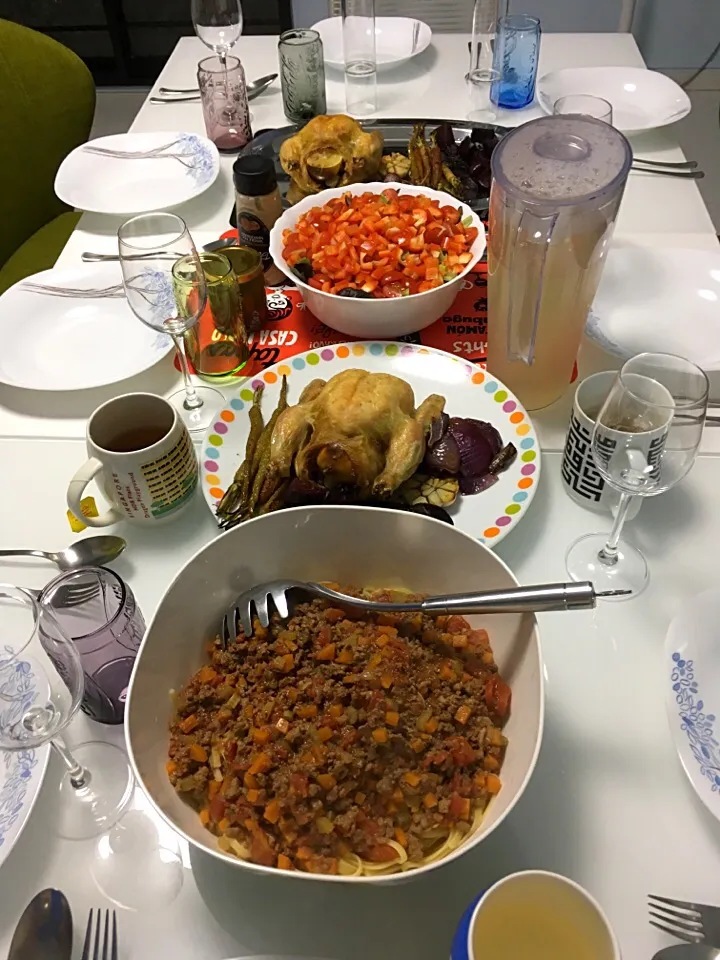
[0,19,95,294]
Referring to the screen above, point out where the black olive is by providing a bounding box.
[338,288,372,298]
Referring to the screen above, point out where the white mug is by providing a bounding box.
[67,393,198,527]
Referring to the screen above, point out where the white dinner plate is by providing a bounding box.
[311,16,432,71]
[664,588,720,824]
[0,263,173,391]
[0,654,49,868]
[201,342,540,547]
[537,67,691,132]
[587,244,720,372]
[55,131,220,215]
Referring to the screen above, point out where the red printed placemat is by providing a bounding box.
[182,260,489,378]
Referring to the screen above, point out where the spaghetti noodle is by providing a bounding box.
[167,587,510,876]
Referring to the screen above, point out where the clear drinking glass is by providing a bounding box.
[191,0,243,61]
[566,353,709,597]
[554,94,613,124]
[198,55,253,152]
[491,14,541,109]
[41,568,144,726]
[279,28,327,123]
[173,251,248,382]
[342,0,377,117]
[117,212,223,433]
[468,0,507,76]
[468,68,500,122]
[0,584,134,839]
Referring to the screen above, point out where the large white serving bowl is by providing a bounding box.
[268,182,486,338]
[126,506,543,885]
[312,16,432,71]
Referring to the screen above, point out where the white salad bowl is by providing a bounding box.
[268,182,486,339]
[126,505,543,884]
[311,16,432,71]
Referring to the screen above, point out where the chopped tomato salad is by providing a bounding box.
[281,189,479,298]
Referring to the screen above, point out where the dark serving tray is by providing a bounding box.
[228,118,509,229]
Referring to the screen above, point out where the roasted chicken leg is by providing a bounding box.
[268,369,445,497]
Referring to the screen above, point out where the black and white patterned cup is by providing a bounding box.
[561,371,641,519]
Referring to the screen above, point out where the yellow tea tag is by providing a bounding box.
[67,496,99,532]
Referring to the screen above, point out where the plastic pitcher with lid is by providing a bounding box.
[486,115,632,411]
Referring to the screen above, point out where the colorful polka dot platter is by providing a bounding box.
[202,342,540,547]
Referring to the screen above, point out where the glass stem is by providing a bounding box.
[172,334,203,411]
[598,493,635,566]
[51,736,88,790]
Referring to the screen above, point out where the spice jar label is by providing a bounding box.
[238,211,272,272]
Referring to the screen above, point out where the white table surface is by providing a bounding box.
[2,30,720,960]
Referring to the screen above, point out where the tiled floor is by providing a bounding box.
[91,85,720,231]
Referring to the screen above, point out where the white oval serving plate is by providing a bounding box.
[0,263,172,390]
[55,131,220,215]
[312,16,432,71]
[664,588,720,823]
[538,67,691,132]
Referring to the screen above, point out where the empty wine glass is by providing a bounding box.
[192,0,243,81]
[0,584,134,839]
[566,353,708,597]
[118,212,223,433]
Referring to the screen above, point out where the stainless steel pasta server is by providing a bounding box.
[222,580,627,645]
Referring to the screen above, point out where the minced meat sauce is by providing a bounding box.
[167,588,510,875]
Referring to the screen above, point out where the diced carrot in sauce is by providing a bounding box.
[179,713,199,734]
[385,711,400,726]
[486,774,502,795]
[197,665,218,684]
[277,853,293,870]
[377,625,398,638]
[199,808,210,825]
[264,799,281,824]
[328,704,344,718]
[455,705,472,725]
[423,793,438,809]
[188,743,207,763]
[166,760,177,776]
[380,673,393,689]
[394,827,407,848]
[251,726,271,744]
[244,772,258,789]
[372,727,389,744]
[296,846,314,860]
[403,771,421,787]
[248,752,272,776]
[484,755,500,772]
[323,608,345,623]
[355,792,366,804]
[208,779,222,799]
[296,703,318,718]
[424,717,439,734]
[317,726,334,742]
[315,643,336,661]
[218,817,230,833]
[439,661,456,681]
[337,647,354,664]
[246,789,261,804]
[317,773,336,790]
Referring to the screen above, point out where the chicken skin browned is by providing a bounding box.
[268,370,445,497]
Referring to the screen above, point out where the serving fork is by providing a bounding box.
[649,894,720,947]
[222,579,628,645]
[81,908,118,960]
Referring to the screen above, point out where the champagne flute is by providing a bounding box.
[566,352,708,597]
[118,212,223,433]
[0,584,134,839]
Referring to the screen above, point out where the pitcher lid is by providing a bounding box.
[491,115,632,206]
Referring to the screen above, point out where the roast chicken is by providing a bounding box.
[268,370,445,497]
[279,114,384,204]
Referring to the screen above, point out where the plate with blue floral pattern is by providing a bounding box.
[665,588,720,822]
[55,131,220,215]
[0,655,49,869]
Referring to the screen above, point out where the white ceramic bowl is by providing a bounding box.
[268,182,486,339]
[311,16,432,71]
[126,506,543,885]
[537,66,691,133]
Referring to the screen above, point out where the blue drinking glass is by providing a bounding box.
[491,15,541,109]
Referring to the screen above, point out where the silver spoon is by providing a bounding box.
[151,72,277,104]
[654,947,720,959]
[8,888,72,960]
[0,535,127,571]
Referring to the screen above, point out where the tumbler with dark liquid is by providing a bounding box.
[41,567,145,724]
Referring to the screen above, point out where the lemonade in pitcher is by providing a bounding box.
[487,116,632,411]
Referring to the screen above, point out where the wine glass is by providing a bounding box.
[566,352,708,597]
[118,212,223,434]
[0,584,134,839]
[192,0,243,64]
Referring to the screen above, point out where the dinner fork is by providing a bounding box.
[18,282,125,299]
[222,579,628,645]
[649,894,720,946]
[630,166,705,179]
[81,908,118,960]
[83,137,185,159]
[83,147,199,171]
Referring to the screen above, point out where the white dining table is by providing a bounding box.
[1,30,720,960]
